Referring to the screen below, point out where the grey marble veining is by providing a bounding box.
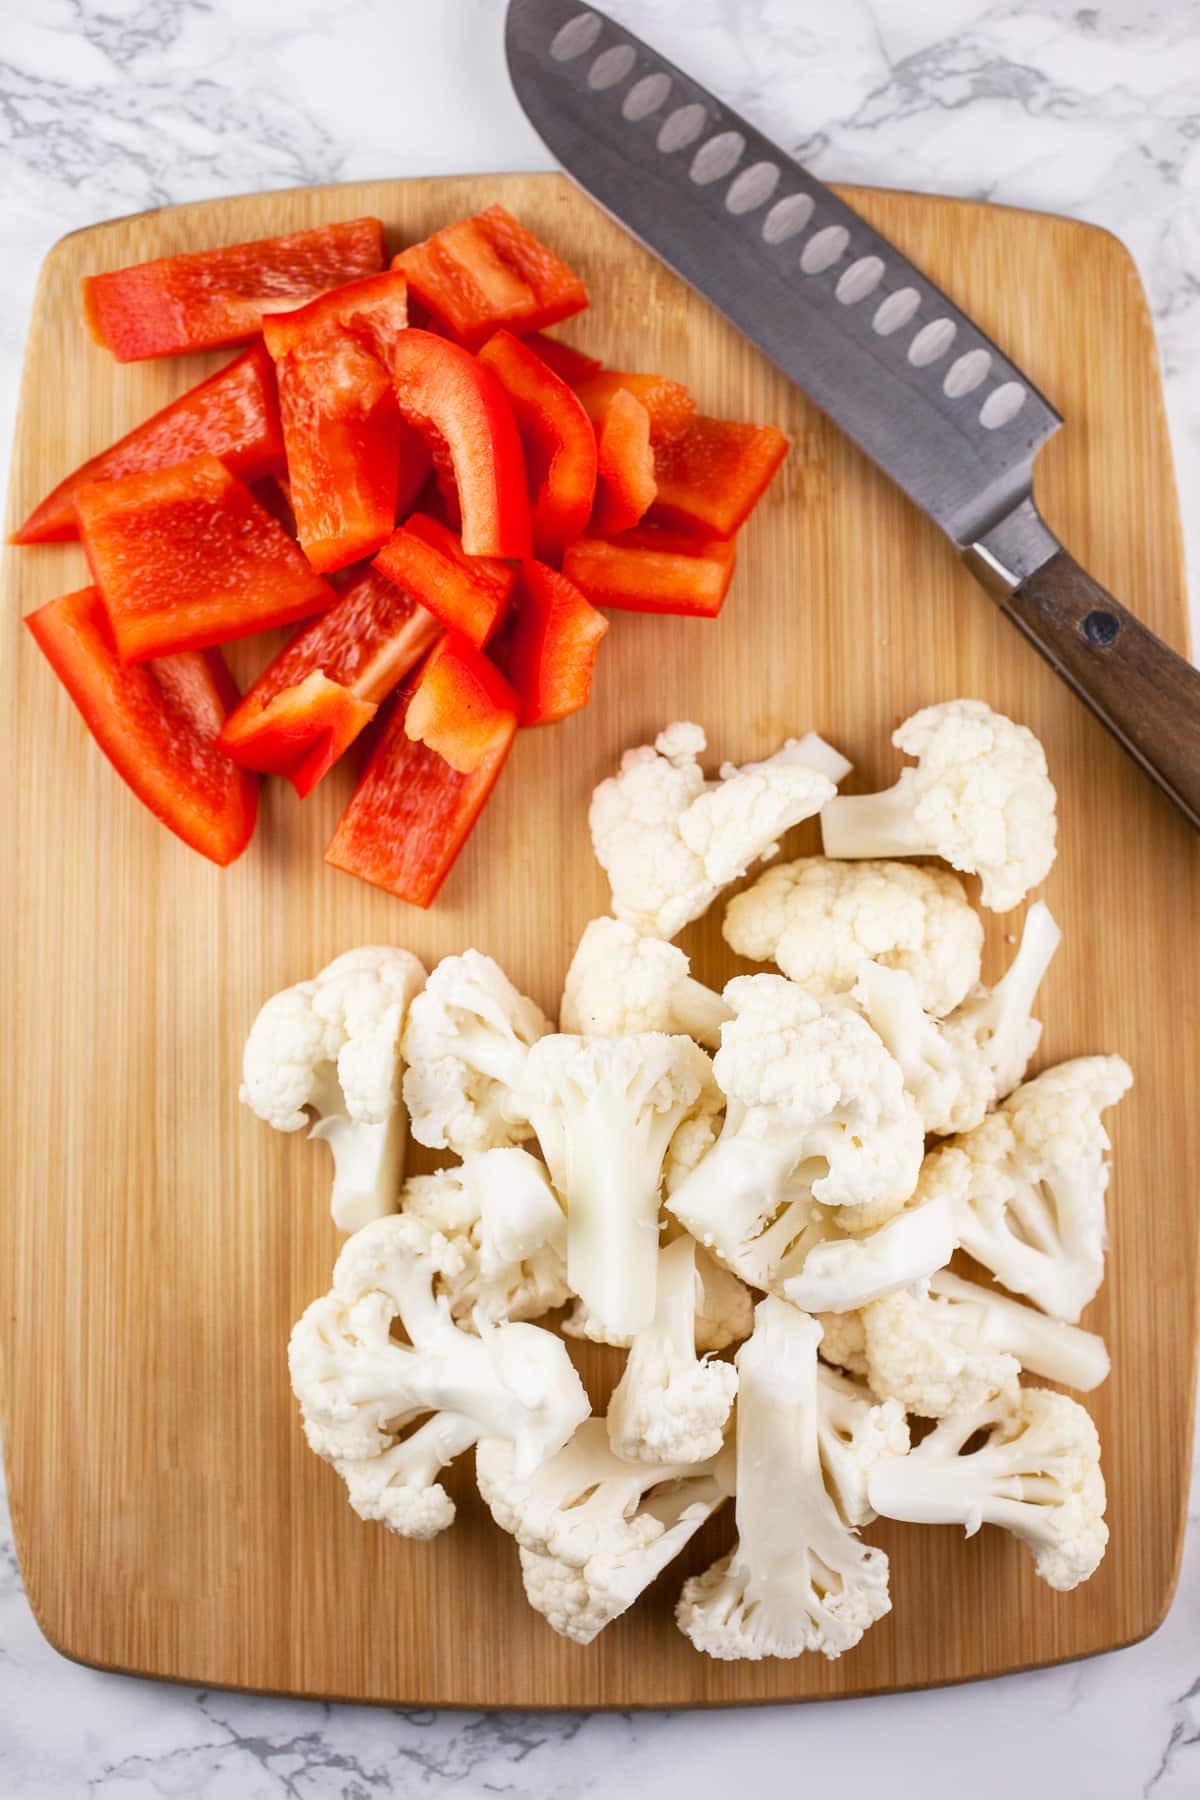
[2,2,1198,1795]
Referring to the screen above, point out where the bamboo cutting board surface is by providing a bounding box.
[1,173,1197,1708]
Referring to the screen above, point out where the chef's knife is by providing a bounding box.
[506,0,1200,829]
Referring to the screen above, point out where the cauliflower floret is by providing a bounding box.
[288,1213,588,1538]
[666,975,924,1285]
[816,1365,911,1529]
[724,858,982,1017]
[562,1239,752,1353]
[336,1412,479,1542]
[775,1148,963,1314]
[677,1300,892,1661]
[820,700,1057,912]
[240,946,426,1232]
[814,1308,869,1378]
[949,1055,1134,1320]
[560,916,732,1047]
[862,1268,1110,1419]
[867,1386,1108,1591]
[608,1236,739,1464]
[854,901,1061,1134]
[401,951,551,1156]
[589,722,850,940]
[518,1032,718,1340]
[478,1421,733,1644]
[399,1148,568,1328]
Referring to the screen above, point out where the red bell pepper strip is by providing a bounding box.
[25,585,257,865]
[404,634,521,774]
[218,564,441,796]
[11,345,286,546]
[373,513,514,648]
[393,205,587,350]
[521,332,602,385]
[82,217,386,362]
[263,270,427,573]
[477,329,597,559]
[562,526,737,619]
[325,676,516,908]
[388,331,531,558]
[75,452,333,662]
[591,389,656,536]
[508,560,608,727]
[650,416,790,538]
[572,371,695,445]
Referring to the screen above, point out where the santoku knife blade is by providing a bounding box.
[506,0,1200,829]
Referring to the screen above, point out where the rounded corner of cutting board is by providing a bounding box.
[1,172,1197,1711]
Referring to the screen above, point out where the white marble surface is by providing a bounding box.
[2,0,1198,1794]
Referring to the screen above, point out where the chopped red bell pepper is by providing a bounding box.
[591,388,656,535]
[263,270,428,573]
[11,345,286,546]
[477,329,597,559]
[562,525,737,618]
[75,452,333,662]
[388,332,531,558]
[82,217,386,362]
[403,634,520,774]
[508,560,608,727]
[572,371,695,444]
[650,415,789,538]
[25,585,257,865]
[373,512,514,647]
[218,563,442,796]
[393,205,587,350]
[325,675,516,908]
[521,332,602,385]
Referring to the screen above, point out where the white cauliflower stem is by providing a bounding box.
[820,700,1057,912]
[240,946,427,1232]
[608,1236,739,1464]
[867,1386,1109,1591]
[677,1300,892,1660]
[561,916,732,1047]
[288,1213,588,1537]
[853,901,1061,1134]
[667,974,924,1287]
[399,1148,568,1328]
[949,1055,1134,1320]
[724,857,983,1017]
[478,1421,733,1644]
[518,1031,717,1341]
[589,721,850,940]
[401,950,550,1156]
[817,1365,911,1529]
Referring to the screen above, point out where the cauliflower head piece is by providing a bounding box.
[560,916,732,1048]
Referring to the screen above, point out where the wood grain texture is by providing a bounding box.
[1,173,1197,1709]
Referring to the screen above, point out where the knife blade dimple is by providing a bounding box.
[505,0,1061,552]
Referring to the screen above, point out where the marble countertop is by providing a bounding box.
[2,1,1198,1794]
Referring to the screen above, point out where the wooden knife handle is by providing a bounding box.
[1001,550,1200,830]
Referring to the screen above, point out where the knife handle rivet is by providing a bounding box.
[550,12,602,61]
[1083,610,1120,648]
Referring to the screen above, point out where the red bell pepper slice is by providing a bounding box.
[562,526,737,619]
[388,332,531,558]
[521,332,602,385]
[263,270,428,573]
[373,512,514,647]
[650,416,790,538]
[477,329,597,559]
[75,452,333,662]
[25,585,257,865]
[591,389,656,536]
[218,564,441,796]
[82,217,386,362]
[572,371,696,445]
[508,560,608,727]
[393,205,587,350]
[403,634,520,774]
[325,675,516,908]
[11,345,286,546]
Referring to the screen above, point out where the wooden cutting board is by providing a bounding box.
[1,173,1197,1709]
